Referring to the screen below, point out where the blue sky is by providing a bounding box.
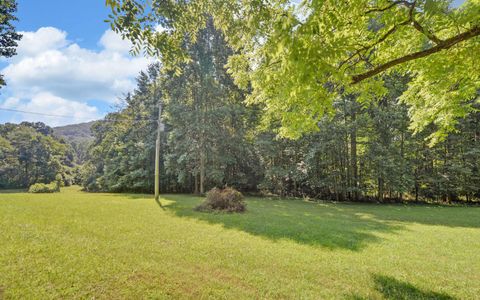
[16,0,111,50]
[0,0,152,126]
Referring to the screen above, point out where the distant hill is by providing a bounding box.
[54,121,95,143]
[54,121,95,164]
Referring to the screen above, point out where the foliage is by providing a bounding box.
[196,187,246,213]
[84,23,260,194]
[53,122,95,164]
[28,181,60,193]
[83,64,164,193]
[162,19,260,194]
[81,39,480,202]
[106,0,480,143]
[0,0,22,87]
[252,76,480,202]
[1,187,479,298]
[0,122,76,189]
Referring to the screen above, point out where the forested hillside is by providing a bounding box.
[0,122,78,189]
[54,122,94,142]
[82,21,480,203]
[54,122,94,164]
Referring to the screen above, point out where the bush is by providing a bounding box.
[28,181,60,193]
[195,187,246,213]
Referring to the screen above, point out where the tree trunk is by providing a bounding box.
[194,173,199,195]
[399,131,405,201]
[343,98,351,200]
[415,181,419,202]
[200,150,205,194]
[24,164,29,187]
[378,177,384,202]
[350,103,359,201]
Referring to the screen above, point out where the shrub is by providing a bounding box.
[195,187,246,213]
[55,174,64,188]
[28,181,60,193]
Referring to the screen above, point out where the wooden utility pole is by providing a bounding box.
[155,102,163,206]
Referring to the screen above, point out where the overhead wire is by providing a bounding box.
[0,107,159,123]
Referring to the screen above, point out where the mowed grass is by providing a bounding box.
[1,187,479,299]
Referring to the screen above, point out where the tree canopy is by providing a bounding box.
[0,122,77,189]
[106,0,479,143]
[0,0,21,87]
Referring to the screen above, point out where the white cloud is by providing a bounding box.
[0,27,156,126]
[2,92,100,127]
[99,29,132,53]
[15,27,69,57]
[3,97,20,107]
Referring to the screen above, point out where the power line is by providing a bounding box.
[0,107,79,119]
[0,107,159,123]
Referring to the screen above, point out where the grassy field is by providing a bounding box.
[1,187,479,299]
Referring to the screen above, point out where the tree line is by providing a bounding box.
[0,122,78,189]
[81,22,480,203]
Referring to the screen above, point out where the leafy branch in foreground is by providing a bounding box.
[351,25,480,84]
[105,0,480,143]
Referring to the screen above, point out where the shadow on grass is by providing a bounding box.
[0,189,26,194]
[160,195,403,251]
[104,193,480,250]
[372,274,455,300]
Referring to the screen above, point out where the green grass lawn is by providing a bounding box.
[1,187,479,299]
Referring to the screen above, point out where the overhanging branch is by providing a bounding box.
[351,26,480,84]
[412,20,443,44]
[365,0,413,14]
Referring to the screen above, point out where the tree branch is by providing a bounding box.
[412,20,443,44]
[339,19,410,69]
[341,1,415,69]
[365,0,413,14]
[351,26,480,84]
